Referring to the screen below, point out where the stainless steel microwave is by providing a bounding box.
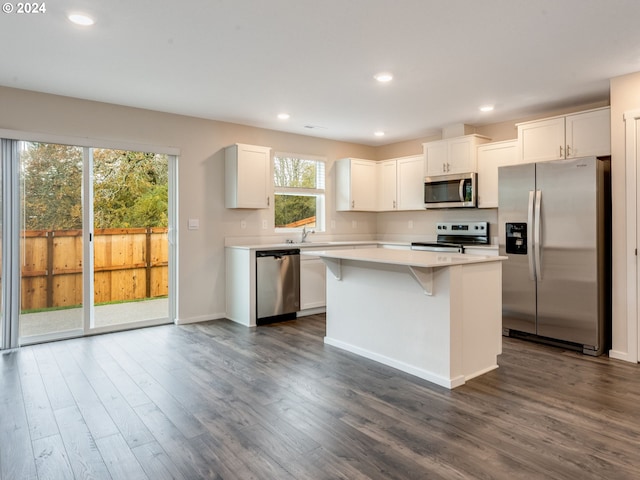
[424,172,476,208]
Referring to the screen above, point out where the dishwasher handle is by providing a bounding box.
[256,249,300,258]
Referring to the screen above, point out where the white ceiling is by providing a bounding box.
[2,0,640,146]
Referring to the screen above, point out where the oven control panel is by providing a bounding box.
[436,222,488,235]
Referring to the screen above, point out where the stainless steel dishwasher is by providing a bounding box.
[256,248,300,325]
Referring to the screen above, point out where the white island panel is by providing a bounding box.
[315,248,504,389]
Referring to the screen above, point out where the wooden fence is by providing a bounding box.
[20,227,168,311]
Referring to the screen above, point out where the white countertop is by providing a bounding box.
[226,241,499,251]
[303,247,506,268]
[225,241,380,250]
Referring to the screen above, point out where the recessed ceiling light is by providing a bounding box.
[479,105,494,112]
[277,113,290,120]
[374,72,393,83]
[374,131,385,137]
[68,13,95,26]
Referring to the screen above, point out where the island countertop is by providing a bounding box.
[303,247,506,268]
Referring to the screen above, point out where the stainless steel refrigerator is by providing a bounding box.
[498,156,610,355]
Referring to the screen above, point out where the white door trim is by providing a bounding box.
[618,109,640,363]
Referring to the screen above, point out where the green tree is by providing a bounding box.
[20,142,168,231]
[274,156,316,188]
[93,149,168,228]
[274,195,316,227]
[21,143,83,230]
[274,156,318,228]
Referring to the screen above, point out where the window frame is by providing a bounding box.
[273,151,326,233]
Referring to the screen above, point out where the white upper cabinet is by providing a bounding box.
[335,158,377,211]
[377,155,425,211]
[424,134,491,176]
[517,107,610,163]
[396,155,426,210]
[565,108,611,158]
[477,140,518,208]
[517,117,565,163]
[424,140,449,176]
[225,143,271,209]
[377,160,397,211]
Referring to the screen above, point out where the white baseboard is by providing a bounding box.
[324,336,464,389]
[608,349,638,363]
[297,307,326,317]
[175,313,225,325]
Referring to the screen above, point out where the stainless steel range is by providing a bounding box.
[411,221,489,253]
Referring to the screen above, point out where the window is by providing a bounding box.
[273,153,325,231]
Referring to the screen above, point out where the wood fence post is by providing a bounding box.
[146,228,152,298]
[47,230,54,308]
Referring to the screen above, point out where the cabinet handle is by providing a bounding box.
[267,196,270,206]
[351,200,355,208]
[443,163,446,173]
[393,200,396,209]
[447,163,451,172]
[559,145,563,158]
[566,145,571,157]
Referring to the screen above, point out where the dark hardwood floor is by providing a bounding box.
[1,314,639,479]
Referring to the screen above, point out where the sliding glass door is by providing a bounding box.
[19,142,85,341]
[91,148,169,329]
[0,139,174,348]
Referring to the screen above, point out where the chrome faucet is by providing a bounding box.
[301,226,315,243]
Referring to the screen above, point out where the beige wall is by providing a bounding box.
[0,87,377,323]
[0,85,627,351]
[610,72,640,361]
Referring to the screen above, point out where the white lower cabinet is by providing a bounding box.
[299,244,377,312]
[227,244,382,324]
[300,256,326,310]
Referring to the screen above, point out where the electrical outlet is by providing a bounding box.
[408,220,414,229]
[262,220,268,229]
[240,220,247,229]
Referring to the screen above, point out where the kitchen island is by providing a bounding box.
[305,248,506,389]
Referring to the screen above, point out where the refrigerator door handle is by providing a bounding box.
[534,190,542,280]
[527,191,536,280]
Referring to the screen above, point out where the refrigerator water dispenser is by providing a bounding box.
[505,223,527,255]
